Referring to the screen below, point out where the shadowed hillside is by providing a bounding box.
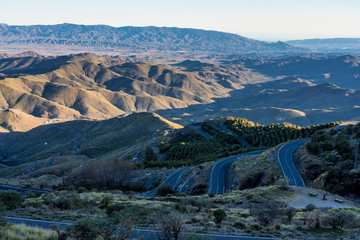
[156,79,360,126]
[243,54,360,89]
[0,112,182,169]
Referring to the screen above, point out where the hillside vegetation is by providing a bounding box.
[297,123,360,198]
[225,117,342,147]
[148,117,340,168]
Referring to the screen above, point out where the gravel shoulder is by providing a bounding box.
[283,186,359,209]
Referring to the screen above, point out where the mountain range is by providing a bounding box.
[0,23,305,55]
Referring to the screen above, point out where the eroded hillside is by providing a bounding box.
[0,53,268,132]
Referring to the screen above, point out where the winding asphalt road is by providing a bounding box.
[208,150,265,195]
[189,125,213,140]
[4,216,278,240]
[277,139,309,187]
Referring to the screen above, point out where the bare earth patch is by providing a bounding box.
[283,186,358,209]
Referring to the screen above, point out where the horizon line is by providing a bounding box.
[2,22,360,42]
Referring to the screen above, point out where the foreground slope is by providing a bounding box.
[294,123,360,198]
[0,112,182,170]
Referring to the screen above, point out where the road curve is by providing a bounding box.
[208,150,265,195]
[4,216,278,240]
[189,125,213,140]
[277,139,309,187]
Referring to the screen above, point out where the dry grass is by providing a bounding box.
[0,224,58,240]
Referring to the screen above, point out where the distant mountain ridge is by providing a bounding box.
[0,23,306,54]
[287,38,360,53]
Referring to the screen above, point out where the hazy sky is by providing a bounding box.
[1,0,360,40]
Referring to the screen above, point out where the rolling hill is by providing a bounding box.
[1,52,359,132]
[0,53,269,131]
[243,54,360,89]
[0,23,306,55]
[157,79,360,126]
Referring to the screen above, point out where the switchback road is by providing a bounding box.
[277,139,309,187]
[208,150,265,195]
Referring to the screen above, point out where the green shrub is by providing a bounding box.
[174,203,188,213]
[336,140,351,156]
[64,217,114,240]
[156,184,174,196]
[239,171,264,190]
[251,223,262,230]
[233,221,246,229]
[0,191,23,210]
[305,210,321,229]
[190,217,200,223]
[283,207,296,224]
[322,209,358,229]
[190,183,207,195]
[24,198,43,208]
[98,194,114,209]
[306,142,320,155]
[105,202,125,217]
[320,141,334,151]
[55,194,82,210]
[118,204,150,222]
[251,202,281,227]
[41,193,57,208]
[274,223,281,230]
[305,204,316,212]
[213,208,227,226]
[77,187,87,193]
